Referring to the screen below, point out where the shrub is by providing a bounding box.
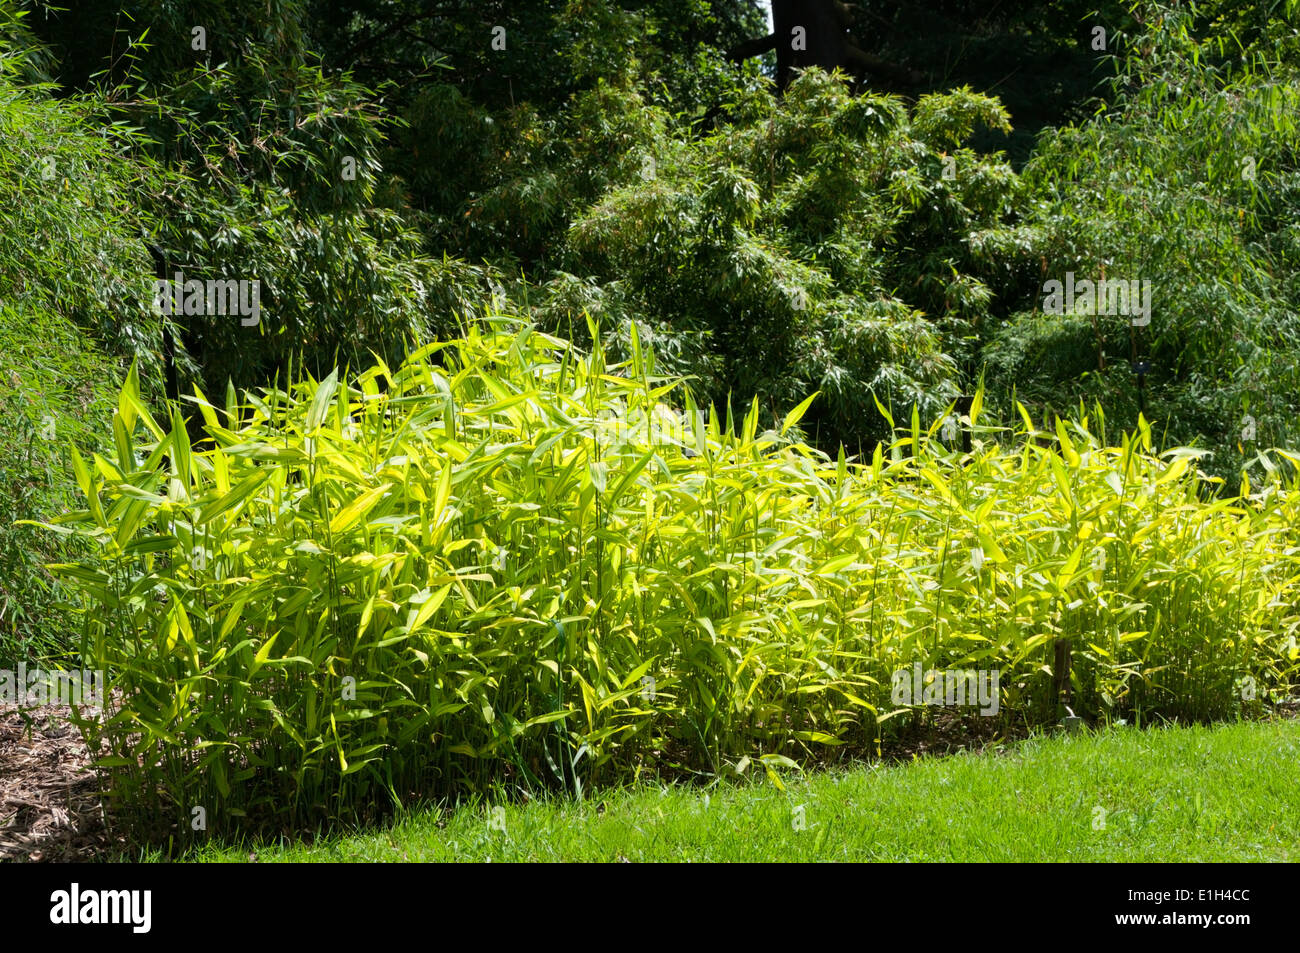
[0,39,158,663]
[0,53,162,375]
[36,323,1300,838]
[562,71,1018,448]
[991,1,1300,481]
[0,304,118,664]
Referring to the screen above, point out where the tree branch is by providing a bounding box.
[727,32,777,63]
[337,10,451,65]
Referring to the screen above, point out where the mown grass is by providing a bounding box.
[161,719,1299,862]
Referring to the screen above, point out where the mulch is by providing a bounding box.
[0,704,121,862]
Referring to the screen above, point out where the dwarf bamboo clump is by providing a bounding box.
[37,321,1300,835]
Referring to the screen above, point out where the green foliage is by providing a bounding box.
[26,0,308,89]
[562,71,1018,447]
[0,36,163,664]
[40,325,1299,837]
[306,0,765,113]
[18,0,1298,474]
[9,3,1300,851]
[17,0,486,395]
[985,0,1300,481]
[0,304,118,665]
[0,18,171,665]
[0,2,55,84]
[112,48,474,393]
[0,53,161,372]
[843,0,1135,163]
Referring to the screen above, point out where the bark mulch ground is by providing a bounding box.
[0,704,121,862]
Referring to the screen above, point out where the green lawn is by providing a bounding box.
[170,718,1299,862]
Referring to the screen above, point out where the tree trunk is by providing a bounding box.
[728,1,918,94]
